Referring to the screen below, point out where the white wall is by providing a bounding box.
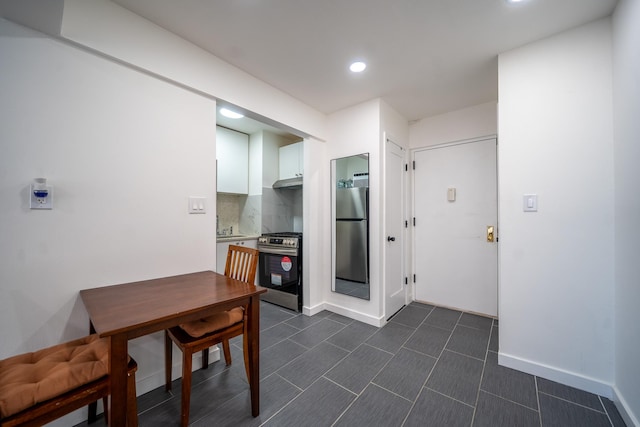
[498,19,615,396]
[409,101,497,149]
[319,99,408,324]
[261,131,297,188]
[0,18,217,424]
[302,137,330,313]
[324,99,383,324]
[1,0,326,140]
[612,0,640,424]
[381,100,410,149]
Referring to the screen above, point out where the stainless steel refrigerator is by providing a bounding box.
[335,187,369,283]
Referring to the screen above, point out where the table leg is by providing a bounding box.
[109,335,129,426]
[88,321,98,421]
[248,295,260,417]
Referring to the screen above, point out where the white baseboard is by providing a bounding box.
[498,351,613,398]
[321,302,384,327]
[303,302,326,317]
[612,385,640,427]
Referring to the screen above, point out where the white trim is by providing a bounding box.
[323,302,384,327]
[498,351,613,398]
[303,302,327,317]
[412,134,498,153]
[612,385,640,427]
[383,133,409,319]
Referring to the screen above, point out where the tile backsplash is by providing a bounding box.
[216,193,242,235]
[261,187,303,233]
[239,195,261,234]
[217,188,302,236]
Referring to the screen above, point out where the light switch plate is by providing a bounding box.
[447,187,456,202]
[188,197,207,214]
[523,194,538,212]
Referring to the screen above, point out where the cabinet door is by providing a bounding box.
[243,239,258,249]
[217,127,249,194]
[279,142,303,180]
[216,242,231,274]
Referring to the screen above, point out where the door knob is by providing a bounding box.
[387,236,396,242]
[486,226,494,243]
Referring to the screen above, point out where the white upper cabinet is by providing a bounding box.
[217,126,249,194]
[279,142,303,180]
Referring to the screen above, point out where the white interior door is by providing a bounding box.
[385,139,406,319]
[413,138,497,316]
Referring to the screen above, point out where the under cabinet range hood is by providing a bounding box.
[273,176,302,189]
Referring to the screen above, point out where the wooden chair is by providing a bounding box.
[164,245,259,427]
[0,335,138,427]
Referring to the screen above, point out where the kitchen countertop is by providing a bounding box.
[216,234,260,243]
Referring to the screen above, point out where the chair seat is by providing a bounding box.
[165,244,259,427]
[179,307,244,338]
[0,335,109,419]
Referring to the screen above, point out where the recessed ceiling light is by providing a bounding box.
[507,0,526,3]
[220,108,244,119]
[349,61,367,73]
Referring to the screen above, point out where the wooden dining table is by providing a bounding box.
[80,270,267,426]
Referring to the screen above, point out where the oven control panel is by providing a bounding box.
[258,236,299,248]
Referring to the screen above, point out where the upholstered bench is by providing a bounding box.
[0,334,137,427]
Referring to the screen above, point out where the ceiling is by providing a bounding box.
[216,107,298,138]
[113,0,617,130]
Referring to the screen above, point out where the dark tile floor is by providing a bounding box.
[77,301,627,427]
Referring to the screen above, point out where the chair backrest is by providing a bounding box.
[224,245,259,285]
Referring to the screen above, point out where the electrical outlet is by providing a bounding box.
[30,185,53,209]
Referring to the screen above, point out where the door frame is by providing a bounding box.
[410,135,499,316]
[384,135,409,320]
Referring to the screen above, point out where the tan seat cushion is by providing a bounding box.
[0,334,109,418]
[179,307,244,338]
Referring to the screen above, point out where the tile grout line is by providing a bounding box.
[268,324,351,388]
[117,304,623,427]
[424,386,477,408]
[288,319,349,350]
[398,361,440,427]
[400,310,460,426]
[328,378,367,427]
[368,382,415,404]
[330,382,414,427]
[537,390,610,414]
[331,306,462,426]
[535,376,543,427]
[469,317,492,427]
[398,345,439,361]
[322,374,361,397]
[397,307,436,427]
[598,395,616,427]
[444,348,488,362]
[257,311,347,427]
[335,308,435,427]
[481,389,542,412]
[274,372,305,393]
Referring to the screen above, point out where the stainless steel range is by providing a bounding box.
[257,232,302,312]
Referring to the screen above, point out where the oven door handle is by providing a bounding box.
[258,246,298,256]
